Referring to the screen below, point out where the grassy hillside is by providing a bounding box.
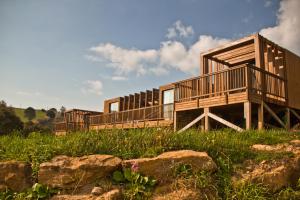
[13,107,48,122]
[0,129,299,199]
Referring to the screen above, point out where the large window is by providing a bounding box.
[163,89,174,119]
[163,89,174,104]
[109,102,119,113]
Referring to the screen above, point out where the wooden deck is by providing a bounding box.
[174,64,286,111]
[55,104,174,133]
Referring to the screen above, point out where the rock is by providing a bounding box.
[0,161,33,192]
[97,189,122,200]
[51,189,122,200]
[251,141,300,155]
[51,195,94,200]
[123,150,217,184]
[91,186,104,196]
[153,189,202,200]
[233,156,300,192]
[38,155,122,190]
[290,140,300,147]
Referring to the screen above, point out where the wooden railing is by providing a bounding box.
[54,121,86,132]
[175,64,286,102]
[89,103,174,126]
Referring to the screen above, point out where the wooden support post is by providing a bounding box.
[258,102,264,130]
[204,107,210,131]
[244,101,252,130]
[200,118,205,131]
[286,108,290,130]
[173,111,177,132]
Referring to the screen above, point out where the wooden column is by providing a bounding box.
[258,102,264,130]
[204,107,210,131]
[244,101,252,130]
[200,118,205,131]
[286,108,290,130]
[173,111,177,132]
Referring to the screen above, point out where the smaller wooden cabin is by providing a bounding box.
[55,109,102,134]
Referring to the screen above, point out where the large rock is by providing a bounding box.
[153,189,202,200]
[38,155,122,190]
[0,161,33,192]
[51,189,122,200]
[123,150,217,184]
[233,156,300,192]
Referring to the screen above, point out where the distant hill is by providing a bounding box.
[13,107,48,122]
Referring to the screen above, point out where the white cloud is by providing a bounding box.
[260,0,300,55]
[89,43,158,76]
[166,20,194,39]
[87,35,229,76]
[111,76,128,81]
[81,80,103,95]
[264,0,272,7]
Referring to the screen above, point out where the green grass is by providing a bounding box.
[0,129,299,199]
[13,108,48,123]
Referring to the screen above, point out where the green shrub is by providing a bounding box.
[112,166,156,199]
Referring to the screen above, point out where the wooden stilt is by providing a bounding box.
[200,118,205,131]
[204,107,210,131]
[258,102,264,130]
[286,108,290,130]
[244,101,252,130]
[173,111,177,132]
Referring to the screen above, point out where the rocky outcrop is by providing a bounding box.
[251,140,300,155]
[38,155,122,191]
[123,150,217,184]
[153,189,202,200]
[234,141,300,192]
[0,161,33,192]
[51,189,122,200]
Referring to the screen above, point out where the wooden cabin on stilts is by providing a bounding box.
[55,34,300,134]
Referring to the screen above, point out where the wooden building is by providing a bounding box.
[55,34,300,133]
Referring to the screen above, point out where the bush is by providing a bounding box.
[24,107,36,121]
[0,101,23,135]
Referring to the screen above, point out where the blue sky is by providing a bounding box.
[1,0,299,111]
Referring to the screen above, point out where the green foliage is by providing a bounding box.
[14,108,47,123]
[0,128,299,199]
[112,168,156,199]
[0,101,23,135]
[24,107,36,121]
[231,182,269,200]
[0,183,57,200]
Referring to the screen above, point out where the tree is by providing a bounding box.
[24,107,36,121]
[46,109,56,119]
[0,101,23,135]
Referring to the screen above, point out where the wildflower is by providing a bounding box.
[131,162,139,173]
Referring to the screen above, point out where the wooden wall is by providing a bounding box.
[103,88,161,113]
[104,97,122,114]
[285,50,300,109]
